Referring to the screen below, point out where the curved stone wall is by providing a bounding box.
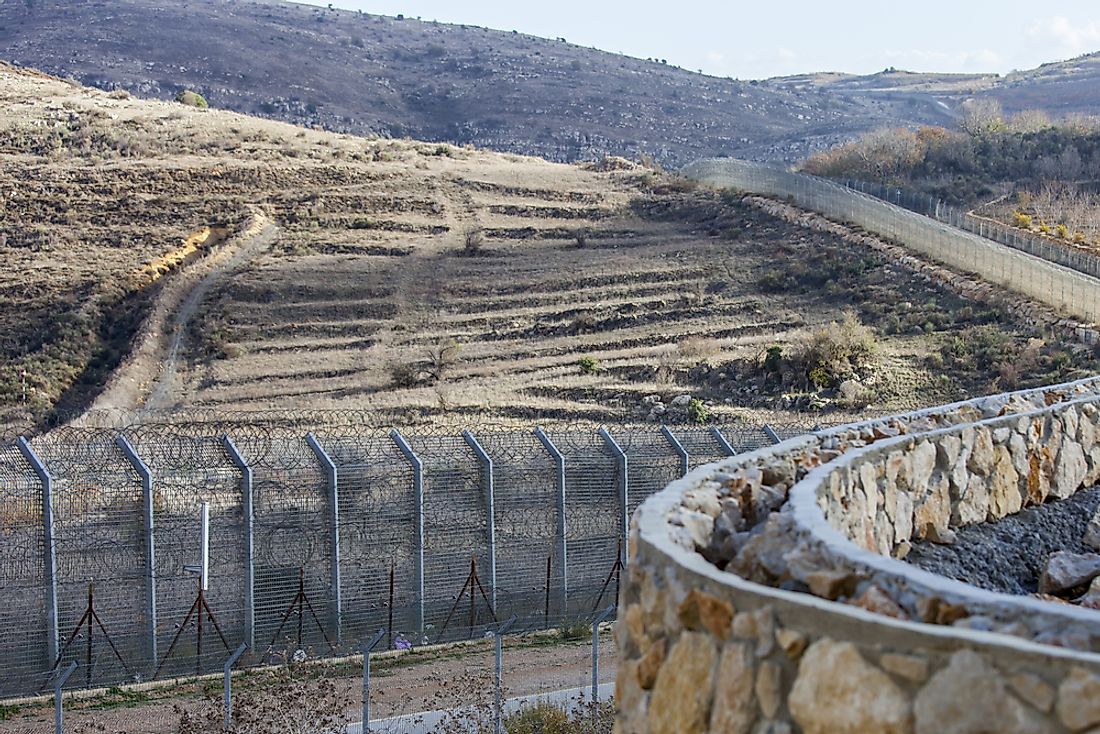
[618,377,1100,734]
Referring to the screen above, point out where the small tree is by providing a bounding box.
[463,227,484,255]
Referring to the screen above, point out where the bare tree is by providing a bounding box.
[959,98,1004,137]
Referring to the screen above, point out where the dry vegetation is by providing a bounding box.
[1,64,1095,434]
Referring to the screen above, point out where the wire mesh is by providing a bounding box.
[0,416,817,698]
[0,443,50,698]
[683,159,1100,325]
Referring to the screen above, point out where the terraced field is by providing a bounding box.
[2,62,1092,432]
[175,174,1022,428]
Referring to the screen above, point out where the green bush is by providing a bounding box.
[686,398,709,424]
[794,313,877,389]
[762,345,783,375]
[577,356,600,374]
[507,704,570,733]
[505,700,614,733]
[174,89,208,108]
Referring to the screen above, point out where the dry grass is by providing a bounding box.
[0,63,1089,433]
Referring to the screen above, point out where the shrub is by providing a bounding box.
[678,336,721,364]
[573,228,589,249]
[463,226,484,254]
[686,398,709,424]
[1011,211,1032,229]
[1055,224,1070,239]
[794,313,877,389]
[175,90,208,108]
[175,661,352,734]
[505,700,615,733]
[559,621,592,641]
[762,345,784,375]
[577,356,600,374]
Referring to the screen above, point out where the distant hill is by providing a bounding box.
[1,1,1097,165]
[0,0,960,165]
[762,54,1100,120]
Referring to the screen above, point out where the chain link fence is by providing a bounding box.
[682,159,1100,325]
[840,178,1100,281]
[0,414,816,700]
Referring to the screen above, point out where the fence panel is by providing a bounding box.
[545,430,621,617]
[34,430,149,689]
[237,434,334,658]
[683,159,1100,325]
[407,434,492,641]
[320,433,417,649]
[478,431,563,624]
[0,443,50,697]
[0,417,819,697]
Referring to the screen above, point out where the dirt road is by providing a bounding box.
[1,634,617,734]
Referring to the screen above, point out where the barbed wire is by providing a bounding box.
[0,409,820,699]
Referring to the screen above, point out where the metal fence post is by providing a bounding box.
[534,427,568,612]
[17,437,59,665]
[54,660,77,734]
[361,627,386,733]
[659,425,690,476]
[222,642,247,730]
[222,435,255,651]
[762,425,782,445]
[598,427,628,567]
[709,426,736,457]
[494,617,517,734]
[116,436,157,667]
[591,605,615,704]
[390,430,425,636]
[463,430,496,613]
[306,433,342,645]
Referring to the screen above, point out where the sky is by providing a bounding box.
[296,0,1100,79]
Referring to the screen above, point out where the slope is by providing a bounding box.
[0,0,955,165]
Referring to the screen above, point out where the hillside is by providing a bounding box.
[2,63,1096,435]
[765,54,1100,121]
[0,0,960,165]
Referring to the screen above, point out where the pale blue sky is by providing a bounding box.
[297,0,1100,79]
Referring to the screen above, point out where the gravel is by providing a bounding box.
[906,487,1100,595]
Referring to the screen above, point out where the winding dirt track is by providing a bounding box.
[83,210,279,416]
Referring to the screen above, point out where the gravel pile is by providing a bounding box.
[906,487,1100,595]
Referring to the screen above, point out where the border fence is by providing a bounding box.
[682,159,1100,324]
[839,178,1100,282]
[0,414,815,699]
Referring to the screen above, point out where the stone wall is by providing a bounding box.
[617,377,1100,733]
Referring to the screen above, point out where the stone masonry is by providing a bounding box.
[617,376,1100,733]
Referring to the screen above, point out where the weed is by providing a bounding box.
[463,226,485,255]
[86,686,150,710]
[176,661,352,734]
[0,703,20,721]
[686,397,709,424]
[573,228,589,249]
[559,621,592,641]
[678,336,722,365]
[577,356,601,374]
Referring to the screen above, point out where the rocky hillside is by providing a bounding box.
[0,0,962,165]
